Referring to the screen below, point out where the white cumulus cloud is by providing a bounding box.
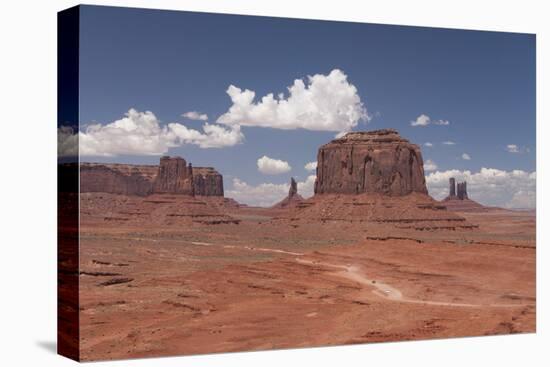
[411,114,430,127]
[442,141,456,145]
[168,122,244,149]
[462,153,471,160]
[217,69,367,132]
[257,156,292,175]
[79,109,243,156]
[411,114,450,127]
[304,161,318,171]
[425,168,536,209]
[226,175,316,207]
[424,159,438,172]
[424,142,433,147]
[182,111,208,121]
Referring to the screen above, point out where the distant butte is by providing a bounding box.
[442,177,486,212]
[79,156,224,197]
[274,129,473,230]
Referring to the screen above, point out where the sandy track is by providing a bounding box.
[82,235,530,308]
[295,258,530,308]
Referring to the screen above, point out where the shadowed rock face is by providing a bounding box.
[79,157,224,197]
[289,177,298,197]
[314,129,428,196]
[193,167,224,196]
[80,164,156,196]
[153,156,194,195]
[445,177,469,200]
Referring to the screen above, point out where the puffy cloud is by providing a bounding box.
[462,153,471,160]
[257,156,291,175]
[226,175,316,207]
[217,69,367,132]
[79,109,243,156]
[424,142,433,147]
[442,141,456,145]
[304,161,318,171]
[182,111,208,121]
[424,159,438,171]
[411,114,430,127]
[507,144,520,153]
[411,114,449,127]
[425,168,536,209]
[168,122,244,149]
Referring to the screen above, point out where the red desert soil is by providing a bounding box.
[78,193,535,361]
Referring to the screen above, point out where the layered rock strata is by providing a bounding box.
[79,157,224,197]
[153,156,194,195]
[314,129,428,196]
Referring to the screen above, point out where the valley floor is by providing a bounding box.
[76,195,535,361]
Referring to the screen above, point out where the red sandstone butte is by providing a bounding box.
[153,156,194,195]
[193,167,224,197]
[79,156,224,197]
[314,129,428,196]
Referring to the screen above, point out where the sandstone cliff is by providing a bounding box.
[314,129,428,196]
[80,164,155,196]
[79,157,224,197]
[153,156,194,195]
[193,167,224,196]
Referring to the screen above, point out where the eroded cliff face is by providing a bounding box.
[153,156,194,195]
[314,129,428,196]
[79,157,224,197]
[193,167,224,196]
[80,164,155,196]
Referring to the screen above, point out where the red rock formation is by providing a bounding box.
[457,181,468,200]
[80,164,154,196]
[449,177,456,197]
[273,177,305,208]
[193,167,224,196]
[444,177,470,201]
[79,157,224,197]
[153,156,194,195]
[443,178,485,211]
[314,129,428,196]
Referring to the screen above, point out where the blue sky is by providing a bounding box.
[75,5,536,207]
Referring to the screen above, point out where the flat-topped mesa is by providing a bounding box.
[153,156,194,195]
[314,129,428,196]
[79,163,155,196]
[79,156,225,197]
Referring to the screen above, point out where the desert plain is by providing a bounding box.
[75,192,535,361]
